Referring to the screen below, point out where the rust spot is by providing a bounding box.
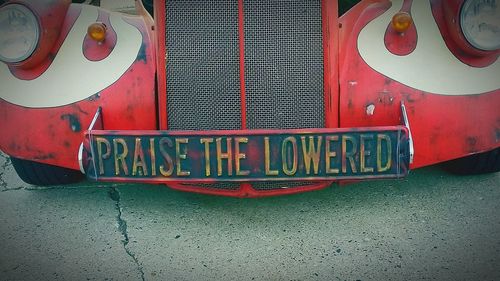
[366,103,375,115]
[402,92,416,103]
[136,44,147,63]
[87,93,101,102]
[8,143,21,151]
[466,137,477,152]
[47,124,56,138]
[33,153,56,161]
[73,104,89,115]
[377,91,394,105]
[428,126,441,145]
[63,141,71,148]
[61,114,81,132]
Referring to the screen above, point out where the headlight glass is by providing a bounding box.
[0,4,40,63]
[460,0,500,51]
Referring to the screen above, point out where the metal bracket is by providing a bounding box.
[78,107,103,174]
[87,106,103,131]
[401,102,414,164]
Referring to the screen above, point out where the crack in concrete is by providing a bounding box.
[1,187,24,192]
[0,172,8,191]
[0,154,11,191]
[109,186,145,281]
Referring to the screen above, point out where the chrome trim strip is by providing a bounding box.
[401,102,414,164]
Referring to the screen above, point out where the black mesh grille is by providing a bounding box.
[164,0,325,192]
[244,0,324,129]
[178,181,323,191]
[251,181,323,191]
[178,183,241,191]
[165,0,241,130]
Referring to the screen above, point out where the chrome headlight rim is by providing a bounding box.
[459,0,500,52]
[0,3,40,63]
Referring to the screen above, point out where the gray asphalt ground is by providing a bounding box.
[1,152,499,281]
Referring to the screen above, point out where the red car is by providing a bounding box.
[0,0,498,197]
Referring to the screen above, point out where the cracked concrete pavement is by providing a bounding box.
[1,151,500,280]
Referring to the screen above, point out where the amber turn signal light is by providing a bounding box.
[391,12,412,33]
[87,22,107,42]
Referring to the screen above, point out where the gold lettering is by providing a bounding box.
[159,137,174,177]
[360,134,374,173]
[235,137,250,176]
[132,138,148,176]
[149,138,156,176]
[113,138,129,176]
[264,137,278,176]
[325,135,339,174]
[301,136,322,175]
[377,134,392,172]
[216,138,233,176]
[342,135,357,173]
[281,136,298,176]
[96,137,111,175]
[200,138,214,177]
[175,138,190,176]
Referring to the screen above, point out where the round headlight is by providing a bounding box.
[460,0,500,51]
[0,4,40,63]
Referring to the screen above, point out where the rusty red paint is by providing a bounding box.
[339,1,500,168]
[0,12,156,170]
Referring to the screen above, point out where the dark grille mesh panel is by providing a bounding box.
[165,1,326,192]
[179,183,240,191]
[165,0,241,130]
[251,181,322,191]
[179,182,320,191]
[244,0,324,129]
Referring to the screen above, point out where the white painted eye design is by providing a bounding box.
[0,5,142,108]
[357,0,500,95]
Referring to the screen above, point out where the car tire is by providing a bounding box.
[443,148,500,175]
[10,157,84,186]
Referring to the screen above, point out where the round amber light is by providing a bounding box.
[391,12,413,33]
[87,22,107,42]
